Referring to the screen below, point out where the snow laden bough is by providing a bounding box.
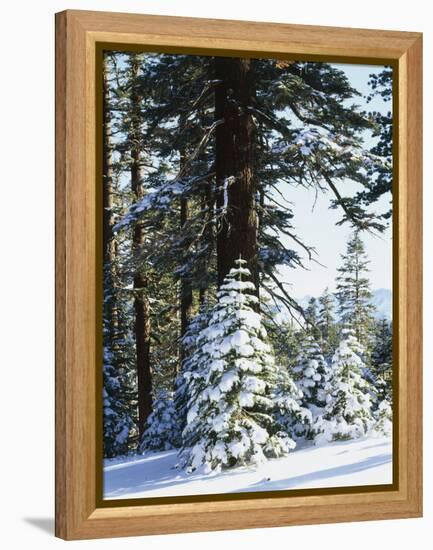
[179,258,296,474]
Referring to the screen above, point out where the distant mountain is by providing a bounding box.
[295,288,392,320]
[370,288,392,320]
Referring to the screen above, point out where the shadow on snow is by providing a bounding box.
[103,437,392,499]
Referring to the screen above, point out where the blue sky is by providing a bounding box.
[107,55,392,299]
[276,63,393,298]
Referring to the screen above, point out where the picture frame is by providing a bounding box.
[55,9,422,540]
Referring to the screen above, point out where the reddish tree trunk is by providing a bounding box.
[180,196,193,340]
[214,57,258,290]
[130,56,153,438]
[133,270,152,438]
[199,177,214,304]
[102,61,119,348]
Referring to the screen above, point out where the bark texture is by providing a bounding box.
[214,57,258,289]
[130,56,153,437]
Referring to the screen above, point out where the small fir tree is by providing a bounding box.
[179,258,294,473]
[372,399,393,437]
[315,328,374,443]
[272,366,313,442]
[370,317,393,402]
[304,297,321,341]
[335,232,375,352]
[293,336,330,406]
[174,304,212,434]
[290,334,330,438]
[317,287,338,359]
[103,348,136,457]
[140,390,181,452]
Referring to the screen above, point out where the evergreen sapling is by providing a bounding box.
[315,328,374,444]
[291,334,330,437]
[180,258,294,473]
[140,390,181,452]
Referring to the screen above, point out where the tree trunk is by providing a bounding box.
[133,271,152,438]
[130,55,153,438]
[214,57,258,290]
[102,59,119,349]
[199,177,214,304]
[256,188,265,294]
[180,196,193,340]
[178,145,194,366]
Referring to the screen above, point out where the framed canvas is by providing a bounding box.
[55,10,423,540]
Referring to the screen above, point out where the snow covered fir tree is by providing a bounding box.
[314,328,374,444]
[101,51,394,498]
[291,334,330,438]
[179,258,296,472]
[139,390,181,452]
[293,334,330,410]
[335,231,376,353]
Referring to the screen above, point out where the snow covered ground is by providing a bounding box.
[103,435,392,499]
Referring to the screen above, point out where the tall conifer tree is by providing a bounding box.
[335,232,375,351]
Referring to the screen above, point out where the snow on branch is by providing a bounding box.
[114,171,214,232]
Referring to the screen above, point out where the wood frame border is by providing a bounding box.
[55,9,422,540]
